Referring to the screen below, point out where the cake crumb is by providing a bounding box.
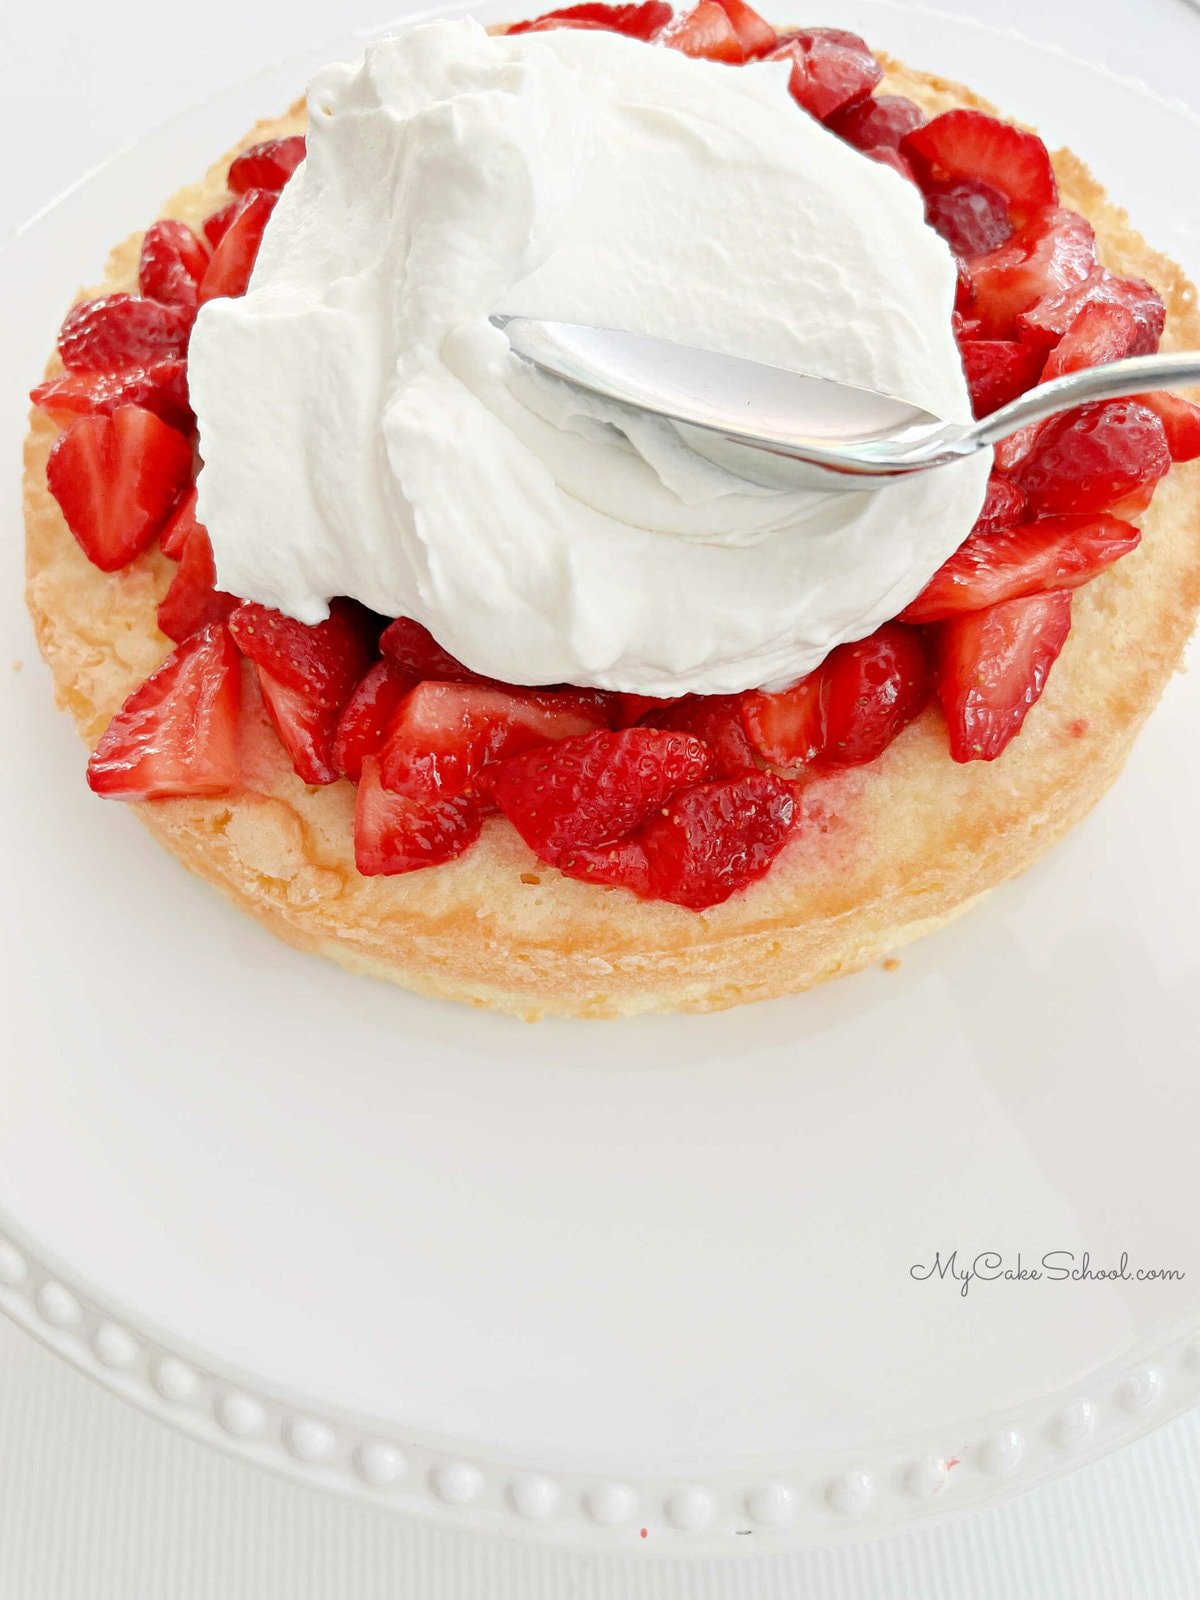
[11,660,23,674]
[520,872,541,886]
[882,957,901,973]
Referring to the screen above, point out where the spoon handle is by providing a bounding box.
[973,350,1200,448]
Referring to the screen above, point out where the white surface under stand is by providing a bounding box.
[4,0,1200,1594]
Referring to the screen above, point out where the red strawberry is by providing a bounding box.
[253,667,340,785]
[923,180,1013,257]
[961,340,1044,418]
[901,514,1140,623]
[379,616,486,684]
[992,421,1046,476]
[1040,300,1141,382]
[157,526,237,642]
[507,0,669,36]
[742,674,823,768]
[828,94,925,152]
[46,406,194,572]
[86,623,241,799]
[159,484,200,559]
[490,728,711,864]
[1016,269,1165,353]
[1108,482,1158,520]
[138,220,210,312]
[611,692,683,727]
[660,2,745,61]
[562,772,796,909]
[651,694,758,777]
[973,473,1028,534]
[711,0,775,57]
[227,136,306,195]
[57,294,192,373]
[354,757,482,877]
[766,29,882,121]
[202,201,239,249]
[380,683,610,799]
[30,359,192,432]
[966,208,1097,338]
[331,659,415,782]
[198,191,277,303]
[1136,391,1200,462]
[933,589,1072,762]
[818,624,930,767]
[902,110,1057,218]
[1017,400,1171,515]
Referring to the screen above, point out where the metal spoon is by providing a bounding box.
[493,314,1200,493]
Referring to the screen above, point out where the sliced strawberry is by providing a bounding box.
[1016,268,1165,353]
[933,589,1072,762]
[562,772,795,909]
[828,94,925,152]
[254,666,342,785]
[57,294,192,373]
[902,110,1057,219]
[961,340,1044,418]
[227,136,306,196]
[651,693,758,777]
[1017,399,1171,515]
[659,2,745,61]
[331,659,415,782]
[507,1,670,36]
[46,406,194,572]
[901,514,1140,623]
[765,29,881,121]
[923,180,1013,257]
[228,598,377,705]
[490,728,711,864]
[966,207,1097,339]
[818,624,930,767]
[711,0,775,57]
[611,692,683,727]
[202,201,239,249]
[157,526,237,642]
[354,757,481,877]
[1040,300,1141,381]
[30,359,192,432]
[86,623,240,799]
[742,674,823,768]
[138,220,210,312]
[380,682,610,799]
[160,484,200,559]
[992,421,1046,476]
[198,191,277,303]
[953,257,978,315]
[1133,391,1200,462]
[1108,482,1158,520]
[379,616,486,684]
[973,473,1028,534]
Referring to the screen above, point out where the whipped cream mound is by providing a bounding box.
[190,19,990,696]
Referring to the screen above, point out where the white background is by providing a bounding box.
[5,0,1200,1594]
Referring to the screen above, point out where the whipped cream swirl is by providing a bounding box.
[190,19,989,695]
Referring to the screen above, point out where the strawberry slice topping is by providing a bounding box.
[31,359,192,433]
[1016,268,1165,353]
[828,94,925,152]
[933,589,1073,762]
[818,624,931,767]
[332,659,416,783]
[742,674,824,769]
[711,0,775,57]
[509,0,670,35]
[159,483,201,559]
[923,180,1013,257]
[1040,299,1141,381]
[57,294,192,373]
[562,771,795,908]
[1136,391,1200,462]
[46,405,195,572]
[354,757,482,877]
[379,616,487,684]
[611,692,684,727]
[901,514,1141,624]
[973,474,1028,534]
[966,207,1098,339]
[765,29,882,121]
[202,201,239,250]
[650,694,758,776]
[960,340,1045,418]
[902,110,1057,219]
[138,220,210,313]
[87,623,241,800]
[380,683,610,799]
[198,191,277,303]
[252,668,341,785]
[157,525,237,642]
[227,136,307,195]
[1017,400,1171,515]
[490,728,711,864]
[659,2,745,61]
